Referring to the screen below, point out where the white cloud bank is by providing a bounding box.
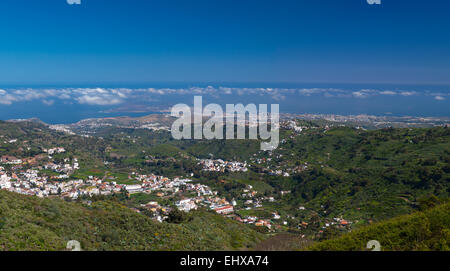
[0,87,447,106]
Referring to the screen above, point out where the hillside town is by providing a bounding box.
[0,137,358,235]
[0,150,294,231]
[198,159,248,173]
[0,151,276,228]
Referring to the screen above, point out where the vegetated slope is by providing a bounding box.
[0,120,108,164]
[309,203,450,251]
[2,120,449,249]
[273,126,450,223]
[0,190,263,251]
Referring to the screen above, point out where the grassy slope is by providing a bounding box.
[0,190,263,251]
[277,127,450,223]
[309,203,450,251]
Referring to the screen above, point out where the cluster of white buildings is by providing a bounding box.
[176,198,199,212]
[139,123,170,131]
[268,169,290,177]
[0,167,11,189]
[174,185,234,215]
[1,161,237,219]
[0,168,125,199]
[198,159,248,173]
[175,196,235,215]
[234,215,273,229]
[48,125,76,135]
[43,147,66,155]
[124,174,234,216]
[250,150,309,176]
[283,120,306,133]
[44,158,80,173]
[130,174,235,222]
[134,175,213,195]
[0,152,281,229]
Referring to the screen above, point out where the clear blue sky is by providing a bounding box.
[0,0,449,84]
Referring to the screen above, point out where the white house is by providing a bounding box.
[125,184,143,194]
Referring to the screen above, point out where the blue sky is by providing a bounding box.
[1,0,449,85]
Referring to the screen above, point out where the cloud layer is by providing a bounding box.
[0,86,447,106]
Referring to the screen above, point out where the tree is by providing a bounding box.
[417,195,441,211]
[167,209,188,224]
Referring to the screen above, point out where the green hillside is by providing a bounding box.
[1,120,449,250]
[262,126,450,224]
[0,190,263,251]
[309,203,450,251]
